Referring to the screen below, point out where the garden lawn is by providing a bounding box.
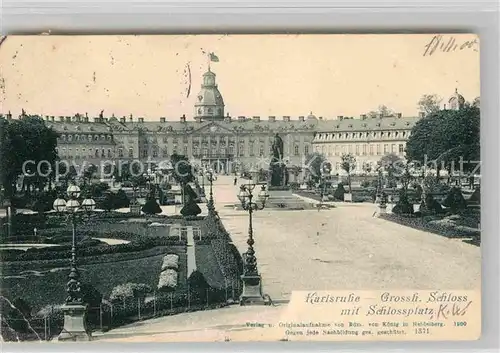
[0,246,187,312]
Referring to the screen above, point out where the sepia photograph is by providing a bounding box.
[0,33,481,342]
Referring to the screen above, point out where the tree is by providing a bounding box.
[417,94,442,115]
[406,106,480,178]
[304,152,329,184]
[472,96,480,108]
[340,153,356,193]
[0,115,58,199]
[101,192,115,212]
[170,153,195,204]
[378,153,404,188]
[82,163,98,186]
[114,189,130,208]
[367,105,395,118]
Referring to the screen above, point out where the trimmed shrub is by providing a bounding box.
[188,270,210,302]
[114,189,130,208]
[442,187,467,213]
[333,183,346,201]
[180,199,202,217]
[420,193,444,215]
[469,187,480,204]
[142,197,162,215]
[392,190,414,216]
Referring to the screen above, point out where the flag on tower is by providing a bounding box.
[209,52,219,62]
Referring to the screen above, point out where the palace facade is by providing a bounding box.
[1,69,467,175]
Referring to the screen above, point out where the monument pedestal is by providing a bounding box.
[240,275,271,306]
[57,304,92,342]
[265,187,311,210]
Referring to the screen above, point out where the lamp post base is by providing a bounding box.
[57,304,92,342]
[239,275,271,306]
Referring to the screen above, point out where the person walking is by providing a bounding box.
[234,176,237,186]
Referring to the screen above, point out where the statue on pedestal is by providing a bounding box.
[269,133,288,188]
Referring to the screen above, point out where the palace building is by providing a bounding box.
[1,69,467,175]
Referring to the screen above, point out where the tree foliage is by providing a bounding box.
[0,115,59,198]
[340,153,356,193]
[417,94,442,115]
[405,106,480,175]
[367,105,395,118]
[304,152,329,183]
[170,153,194,186]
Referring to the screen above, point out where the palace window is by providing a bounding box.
[75,135,79,141]
[369,144,374,155]
[399,144,404,154]
[203,147,208,156]
[388,132,392,138]
[384,144,389,154]
[62,148,66,156]
[355,145,360,156]
[391,144,396,153]
[101,149,105,158]
[304,145,309,155]
[321,146,326,155]
[228,145,234,155]
[95,149,99,157]
[335,145,340,156]
[118,148,123,158]
[128,148,134,158]
[376,144,381,155]
[184,145,188,156]
[108,149,112,158]
[261,145,266,157]
[249,142,254,156]
[328,145,332,156]
[75,148,79,158]
[153,148,158,158]
[68,135,73,141]
[363,144,367,155]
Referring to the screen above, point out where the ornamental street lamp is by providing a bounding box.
[206,169,215,212]
[237,182,270,305]
[53,184,96,341]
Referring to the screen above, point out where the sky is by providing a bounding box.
[0,34,480,120]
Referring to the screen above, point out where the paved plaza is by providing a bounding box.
[212,176,480,300]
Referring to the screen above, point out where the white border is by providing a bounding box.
[0,1,498,352]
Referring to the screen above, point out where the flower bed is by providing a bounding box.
[379,213,480,240]
[157,269,178,292]
[161,254,179,271]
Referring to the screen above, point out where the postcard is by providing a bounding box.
[0,33,480,342]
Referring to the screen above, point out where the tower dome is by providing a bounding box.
[194,69,225,120]
[307,111,317,120]
[448,88,465,110]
